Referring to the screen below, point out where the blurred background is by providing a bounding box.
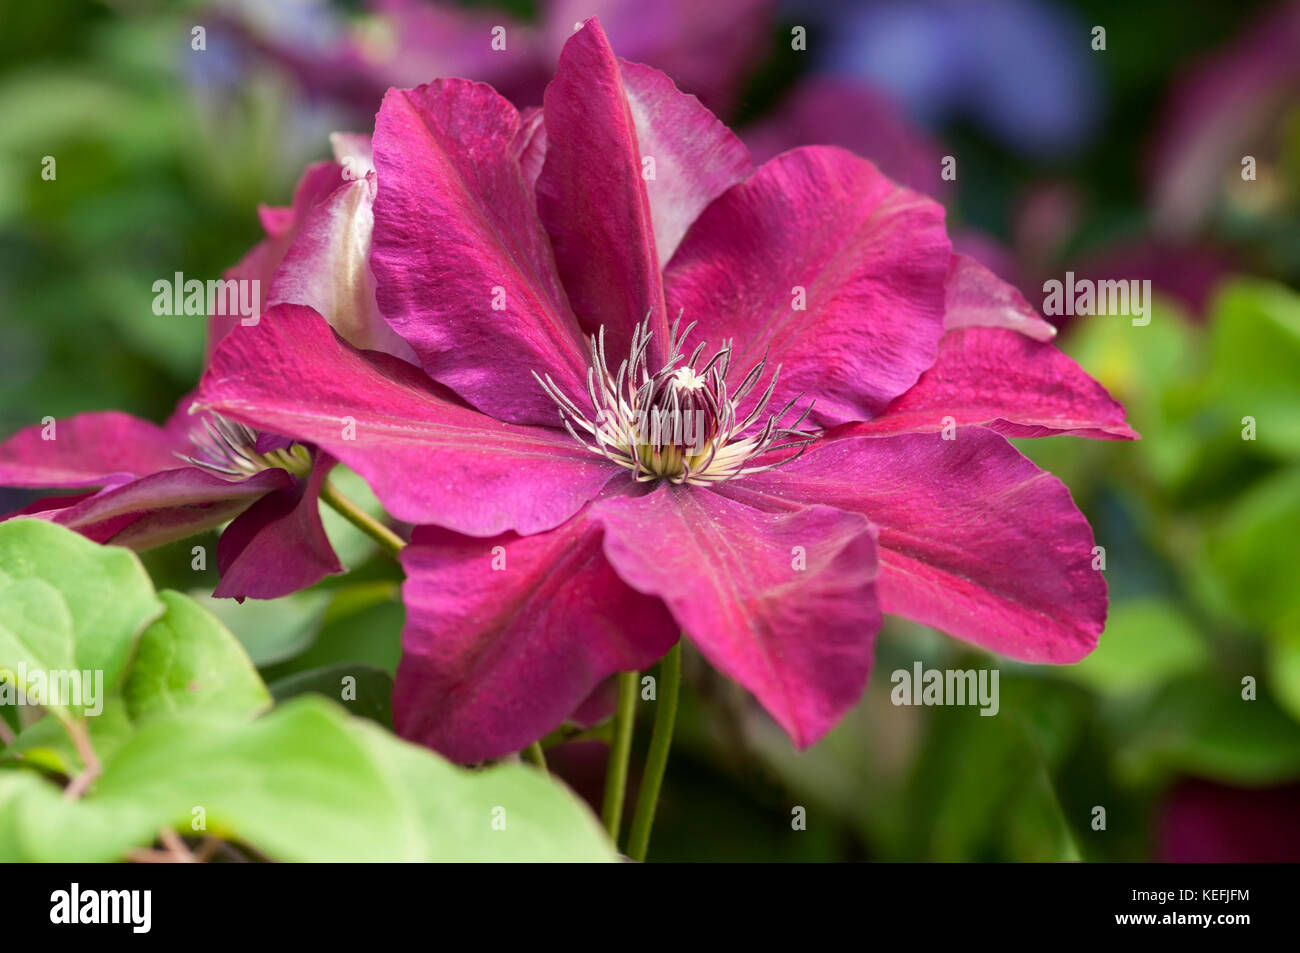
[1,0,1298,860]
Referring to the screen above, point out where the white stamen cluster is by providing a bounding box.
[177,410,312,480]
[535,316,817,484]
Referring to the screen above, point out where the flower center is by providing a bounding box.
[177,409,312,480]
[536,317,817,484]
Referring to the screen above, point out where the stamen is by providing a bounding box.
[176,408,312,480]
[538,314,818,485]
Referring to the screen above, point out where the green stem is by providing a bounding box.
[319,476,406,557]
[626,643,681,862]
[521,741,547,773]
[600,670,639,845]
[539,721,613,749]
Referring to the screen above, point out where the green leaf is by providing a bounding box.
[1268,610,1300,724]
[0,579,75,697]
[897,672,1087,861]
[1206,280,1300,459]
[1115,674,1300,785]
[2,698,134,776]
[88,697,614,862]
[1055,298,1203,489]
[1206,467,1300,627]
[5,591,269,775]
[0,769,160,863]
[1065,598,1208,696]
[0,520,162,713]
[260,591,404,682]
[123,590,270,723]
[346,715,614,862]
[269,663,392,727]
[187,588,331,667]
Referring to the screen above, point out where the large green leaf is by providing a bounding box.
[1115,674,1300,784]
[187,589,331,667]
[0,769,160,863]
[0,520,162,714]
[0,579,75,700]
[1206,280,1300,459]
[86,698,614,862]
[123,590,270,723]
[4,590,271,774]
[269,663,392,727]
[1050,298,1203,490]
[2,698,134,776]
[1268,610,1300,724]
[1065,598,1208,696]
[1206,467,1300,627]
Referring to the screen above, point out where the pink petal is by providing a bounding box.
[0,412,184,489]
[744,76,949,201]
[664,146,950,427]
[199,304,620,537]
[536,18,671,365]
[328,131,373,173]
[543,0,773,115]
[595,485,880,749]
[941,253,1057,340]
[723,429,1106,663]
[267,165,416,362]
[394,513,678,763]
[618,59,752,267]
[513,106,547,190]
[215,141,412,362]
[369,79,591,427]
[14,467,290,551]
[214,452,344,601]
[856,327,1138,440]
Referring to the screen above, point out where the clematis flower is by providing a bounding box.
[744,75,949,201]
[1159,777,1300,862]
[0,133,396,600]
[212,0,773,117]
[1146,0,1300,236]
[198,19,1134,761]
[0,397,339,601]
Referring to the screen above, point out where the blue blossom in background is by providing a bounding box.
[817,0,1102,157]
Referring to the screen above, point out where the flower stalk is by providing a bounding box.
[600,670,640,843]
[319,476,406,556]
[626,642,681,862]
[522,741,548,773]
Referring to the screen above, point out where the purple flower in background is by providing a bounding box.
[1160,778,1300,862]
[819,0,1101,157]
[1147,0,1300,235]
[209,0,969,213]
[212,0,774,115]
[199,20,1132,762]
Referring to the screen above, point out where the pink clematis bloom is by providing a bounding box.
[198,19,1134,761]
[219,0,773,117]
[0,398,339,602]
[0,134,399,601]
